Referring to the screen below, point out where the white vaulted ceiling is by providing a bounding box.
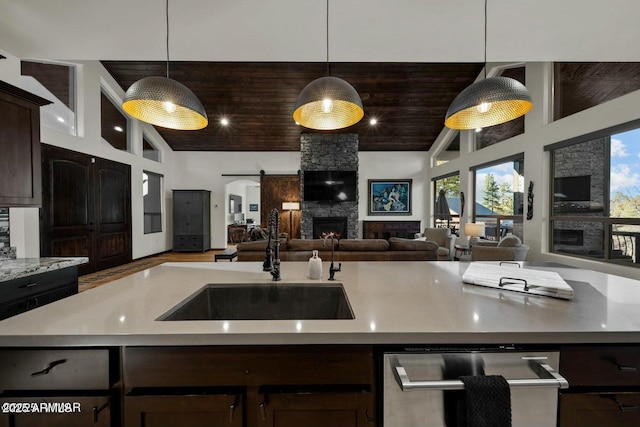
[1,0,640,62]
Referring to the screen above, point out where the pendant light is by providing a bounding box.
[293,0,364,130]
[444,0,532,130]
[122,0,208,130]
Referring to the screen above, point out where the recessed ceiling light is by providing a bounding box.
[114,126,124,132]
[369,118,378,125]
[220,118,229,126]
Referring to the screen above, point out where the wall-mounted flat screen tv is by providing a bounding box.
[554,175,591,201]
[303,170,357,202]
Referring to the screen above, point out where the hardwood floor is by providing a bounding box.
[78,247,236,292]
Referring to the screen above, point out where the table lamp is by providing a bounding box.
[282,202,300,239]
[464,222,486,247]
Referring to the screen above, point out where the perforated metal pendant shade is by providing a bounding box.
[444,76,532,130]
[123,76,208,130]
[293,76,364,130]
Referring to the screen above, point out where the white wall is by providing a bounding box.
[358,152,429,232]
[427,62,640,280]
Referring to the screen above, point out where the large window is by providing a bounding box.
[20,60,76,135]
[143,172,163,234]
[101,91,129,151]
[433,174,460,234]
[143,135,160,162]
[553,63,640,121]
[550,125,640,266]
[434,132,460,166]
[473,156,525,241]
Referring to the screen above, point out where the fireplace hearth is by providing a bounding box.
[313,217,348,240]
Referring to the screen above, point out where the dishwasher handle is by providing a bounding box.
[394,358,569,391]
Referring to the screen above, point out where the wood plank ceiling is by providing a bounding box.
[101,61,483,152]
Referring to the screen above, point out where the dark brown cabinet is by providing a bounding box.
[0,396,111,427]
[173,190,211,252]
[0,348,113,427]
[559,345,640,427]
[125,394,242,427]
[257,388,374,427]
[0,266,78,320]
[123,345,376,427]
[0,80,51,207]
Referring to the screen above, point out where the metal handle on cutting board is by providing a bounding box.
[393,356,569,391]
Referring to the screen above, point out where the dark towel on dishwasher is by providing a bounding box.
[442,354,486,427]
[458,375,512,427]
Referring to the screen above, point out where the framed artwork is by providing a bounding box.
[368,179,412,215]
[249,204,259,212]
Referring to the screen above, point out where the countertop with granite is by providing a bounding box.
[0,257,88,282]
[0,260,638,347]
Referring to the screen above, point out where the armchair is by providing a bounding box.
[471,235,529,261]
[415,227,456,261]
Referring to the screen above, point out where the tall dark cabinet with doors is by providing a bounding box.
[172,190,211,252]
[40,145,132,275]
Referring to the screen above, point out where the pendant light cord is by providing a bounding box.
[166,0,170,79]
[326,0,330,76]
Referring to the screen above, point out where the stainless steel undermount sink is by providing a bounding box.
[157,283,354,321]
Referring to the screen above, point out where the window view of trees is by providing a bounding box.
[474,159,524,241]
[481,174,514,215]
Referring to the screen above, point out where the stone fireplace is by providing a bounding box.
[300,133,359,239]
[312,217,348,240]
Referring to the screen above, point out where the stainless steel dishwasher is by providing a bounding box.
[383,349,568,426]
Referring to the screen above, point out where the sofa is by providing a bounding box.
[414,227,456,261]
[470,235,530,261]
[237,237,438,262]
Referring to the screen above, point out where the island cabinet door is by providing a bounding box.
[0,396,110,427]
[256,388,375,427]
[124,394,243,427]
[559,393,640,427]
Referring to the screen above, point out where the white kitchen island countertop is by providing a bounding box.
[0,261,638,347]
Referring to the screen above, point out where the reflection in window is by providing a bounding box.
[0,208,9,248]
[550,127,640,266]
[143,171,163,234]
[434,132,459,165]
[20,61,76,135]
[101,91,128,151]
[143,135,160,162]
[473,157,525,241]
[554,63,640,121]
[433,174,460,234]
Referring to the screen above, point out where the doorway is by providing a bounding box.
[224,179,260,245]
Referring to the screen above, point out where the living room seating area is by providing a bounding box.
[237,237,438,262]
